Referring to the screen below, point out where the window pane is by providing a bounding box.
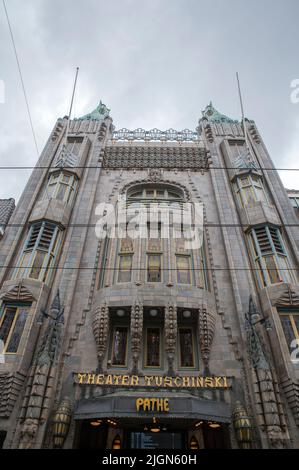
[29,250,46,280]
[6,308,28,353]
[280,316,296,353]
[118,255,132,282]
[179,328,194,367]
[147,255,161,282]
[255,187,266,203]
[56,183,67,201]
[177,256,191,284]
[264,255,280,284]
[0,308,15,345]
[112,327,128,366]
[146,328,160,366]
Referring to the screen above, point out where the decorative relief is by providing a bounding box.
[275,286,299,307]
[102,145,209,170]
[245,296,289,448]
[0,282,35,303]
[165,304,177,376]
[280,378,299,426]
[112,127,200,142]
[92,303,109,372]
[248,122,261,144]
[0,372,26,418]
[97,121,108,142]
[148,168,163,182]
[198,305,216,372]
[51,121,64,142]
[18,291,64,449]
[130,301,143,375]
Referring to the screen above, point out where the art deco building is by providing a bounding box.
[0,101,299,449]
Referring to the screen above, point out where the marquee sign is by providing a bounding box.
[74,373,230,389]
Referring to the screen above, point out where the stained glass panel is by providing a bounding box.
[146,328,160,366]
[6,309,28,353]
[112,326,128,366]
[179,328,194,367]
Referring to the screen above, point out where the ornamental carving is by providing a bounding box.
[148,168,163,182]
[198,306,216,372]
[112,127,200,142]
[165,304,177,376]
[102,145,209,170]
[19,291,64,448]
[245,296,289,448]
[275,286,299,307]
[92,303,109,372]
[0,282,35,303]
[130,301,143,375]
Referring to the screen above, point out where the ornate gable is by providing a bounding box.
[275,286,299,307]
[0,283,35,303]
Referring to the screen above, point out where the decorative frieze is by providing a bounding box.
[130,301,143,375]
[198,305,216,372]
[102,145,210,170]
[112,127,199,142]
[18,291,64,448]
[92,303,109,372]
[245,296,289,448]
[0,372,26,418]
[165,303,177,376]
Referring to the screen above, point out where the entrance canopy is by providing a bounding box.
[74,395,231,423]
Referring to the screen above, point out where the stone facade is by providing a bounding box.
[0,102,298,449]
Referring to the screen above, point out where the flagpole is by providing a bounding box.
[236,72,250,152]
[64,67,79,147]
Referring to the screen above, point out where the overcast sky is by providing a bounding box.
[1,0,299,202]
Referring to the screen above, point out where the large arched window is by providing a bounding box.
[98,183,210,290]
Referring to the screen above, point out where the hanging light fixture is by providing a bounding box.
[232,402,252,449]
[208,422,221,429]
[149,309,158,317]
[150,417,160,433]
[112,435,121,450]
[52,397,73,449]
[116,309,125,317]
[90,419,102,427]
[182,310,191,318]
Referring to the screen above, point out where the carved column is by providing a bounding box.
[246,296,289,448]
[165,303,177,376]
[92,302,109,372]
[18,291,64,449]
[198,305,216,373]
[130,300,143,375]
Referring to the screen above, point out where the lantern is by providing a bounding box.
[232,401,253,449]
[52,397,73,449]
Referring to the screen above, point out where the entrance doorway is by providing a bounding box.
[74,418,231,449]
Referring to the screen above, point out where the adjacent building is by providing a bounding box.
[0,101,299,449]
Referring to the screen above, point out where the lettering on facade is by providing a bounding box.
[136,398,169,412]
[74,373,230,388]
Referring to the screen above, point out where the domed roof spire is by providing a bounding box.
[78,100,110,121]
[201,102,237,123]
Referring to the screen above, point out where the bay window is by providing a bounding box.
[44,171,78,205]
[234,174,269,207]
[13,221,63,284]
[248,226,294,287]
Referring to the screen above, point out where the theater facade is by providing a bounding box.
[0,101,299,449]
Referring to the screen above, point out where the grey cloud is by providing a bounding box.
[1,0,299,201]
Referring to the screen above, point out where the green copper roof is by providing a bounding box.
[201,101,238,123]
[78,100,110,120]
